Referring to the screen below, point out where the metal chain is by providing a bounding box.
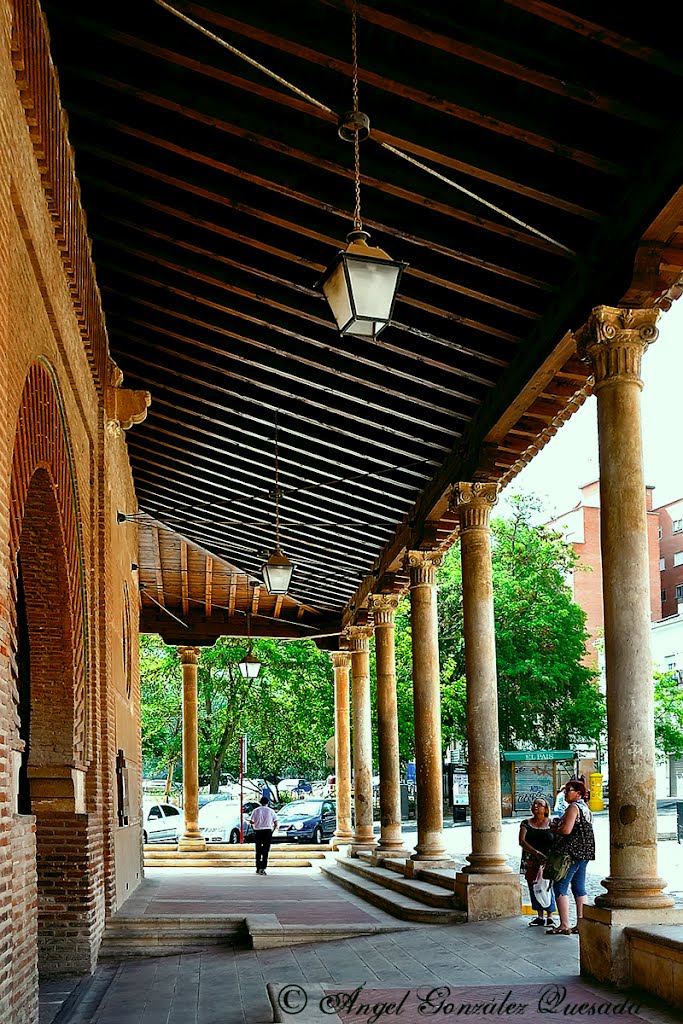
[352,1,362,232]
[274,411,280,550]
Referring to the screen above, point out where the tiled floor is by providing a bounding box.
[43,866,681,1024]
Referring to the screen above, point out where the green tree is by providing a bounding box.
[139,634,182,797]
[653,670,683,760]
[437,496,604,752]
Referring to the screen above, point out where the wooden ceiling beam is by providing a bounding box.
[67,17,601,221]
[152,524,165,608]
[502,0,683,77]
[139,608,341,644]
[180,541,189,615]
[107,313,464,438]
[119,349,446,463]
[205,556,213,617]
[79,161,551,293]
[250,584,261,616]
[273,595,284,619]
[326,0,659,128]
[185,4,626,177]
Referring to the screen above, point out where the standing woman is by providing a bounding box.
[547,779,595,935]
[518,798,557,928]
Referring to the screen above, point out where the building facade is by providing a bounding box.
[655,497,683,619]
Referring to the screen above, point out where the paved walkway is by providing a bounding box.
[41,861,680,1024]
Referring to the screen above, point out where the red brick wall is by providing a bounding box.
[657,505,683,618]
[0,0,142,1016]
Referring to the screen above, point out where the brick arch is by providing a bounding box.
[8,359,88,767]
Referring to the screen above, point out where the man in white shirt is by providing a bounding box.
[249,797,278,875]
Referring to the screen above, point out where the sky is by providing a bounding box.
[499,300,683,520]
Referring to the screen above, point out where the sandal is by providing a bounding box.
[528,917,545,927]
[571,925,580,934]
[546,926,573,935]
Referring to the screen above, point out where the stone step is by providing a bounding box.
[98,916,248,960]
[373,854,458,893]
[320,863,466,925]
[338,858,458,909]
[143,857,315,868]
[145,843,328,853]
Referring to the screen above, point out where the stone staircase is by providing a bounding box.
[144,843,327,868]
[321,852,467,924]
[98,915,249,959]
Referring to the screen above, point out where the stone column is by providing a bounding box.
[347,625,377,855]
[177,646,206,851]
[406,551,454,868]
[329,650,353,848]
[450,483,518,920]
[452,482,508,875]
[576,306,680,986]
[369,594,409,860]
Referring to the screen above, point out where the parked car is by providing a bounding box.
[142,801,184,843]
[322,775,336,797]
[272,799,336,844]
[277,778,313,798]
[198,801,253,844]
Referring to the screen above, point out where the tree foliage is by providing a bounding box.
[436,496,604,752]
[653,670,683,760]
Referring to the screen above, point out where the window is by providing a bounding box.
[674,551,683,567]
[674,519,683,534]
[661,590,667,603]
[658,525,663,539]
[660,557,666,571]
[676,584,683,601]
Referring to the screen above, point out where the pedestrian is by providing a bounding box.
[249,796,278,876]
[518,798,557,928]
[546,779,595,935]
[261,784,271,805]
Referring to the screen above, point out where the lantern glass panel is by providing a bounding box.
[346,256,401,321]
[321,259,352,333]
[262,558,294,595]
[238,653,261,680]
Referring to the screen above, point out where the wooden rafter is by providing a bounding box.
[205,556,212,617]
[180,541,189,616]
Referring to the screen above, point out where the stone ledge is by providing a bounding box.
[625,924,683,954]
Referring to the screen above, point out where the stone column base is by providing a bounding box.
[348,840,377,858]
[177,835,207,852]
[454,870,520,921]
[371,846,410,865]
[580,904,683,987]
[405,857,456,877]
[330,833,353,851]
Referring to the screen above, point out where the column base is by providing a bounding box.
[595,875,675,910]
[177,834,207,852]
[454,870,520,921]
[580,903,683,988]
[371,844,410,865]
[330,830,354,851]
[461,853,511,874]
[348,836,377,858]
[405,856,455,877]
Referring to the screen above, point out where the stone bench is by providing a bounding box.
[625,924,683,1008]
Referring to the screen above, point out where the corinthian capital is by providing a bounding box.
[177,646,201,665]
[450,481,499,531]
[329,650,352,670]
[405,550,443,587]
[345,624,374,652]
[369,593,399,627]
[575,305,659,390]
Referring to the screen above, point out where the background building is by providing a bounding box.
[655,498,683,619]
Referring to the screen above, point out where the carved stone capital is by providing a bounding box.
[345,625,374,652]
[450,481,499,531]
[329,650,352,670]
[406,550,443,587]
[177,646,201,666]
[575,305,659,390]
[369,593,399,627]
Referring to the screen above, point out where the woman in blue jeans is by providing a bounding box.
[547,779,595,935]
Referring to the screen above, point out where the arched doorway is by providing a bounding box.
[7,361,97,977]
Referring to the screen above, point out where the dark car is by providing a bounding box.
[272,799,336,844]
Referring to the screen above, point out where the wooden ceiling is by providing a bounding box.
[40,0,683,636]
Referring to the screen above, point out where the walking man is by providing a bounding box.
[249,796,278,875]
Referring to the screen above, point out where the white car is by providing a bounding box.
[142,801,184,844]
[198,801,251,844]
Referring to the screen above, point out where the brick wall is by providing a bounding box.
[0,0,143,1016]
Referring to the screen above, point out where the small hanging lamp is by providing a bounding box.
[319,1,406,339]
[261,415,295,595]
[238,611,262,680]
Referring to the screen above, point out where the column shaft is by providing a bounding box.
[370,595,407,856]
[452,483,509,874]
[330,651,353,847]
[177,646,205,850]
[348,627,376,854]
[577,306,671,909]
[407,552,451,863]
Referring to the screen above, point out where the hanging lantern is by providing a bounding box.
[320,230,406,339]
[262,547,294,595]
[238,650,262,680]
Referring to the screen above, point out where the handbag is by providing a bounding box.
[533,876,553,908]
[542,848,572,882]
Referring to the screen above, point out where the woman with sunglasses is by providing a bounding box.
[547,779,595,935]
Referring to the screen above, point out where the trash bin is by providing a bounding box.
[677,802,683,844]
[400,783,409,821]
[453,804,467,823]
